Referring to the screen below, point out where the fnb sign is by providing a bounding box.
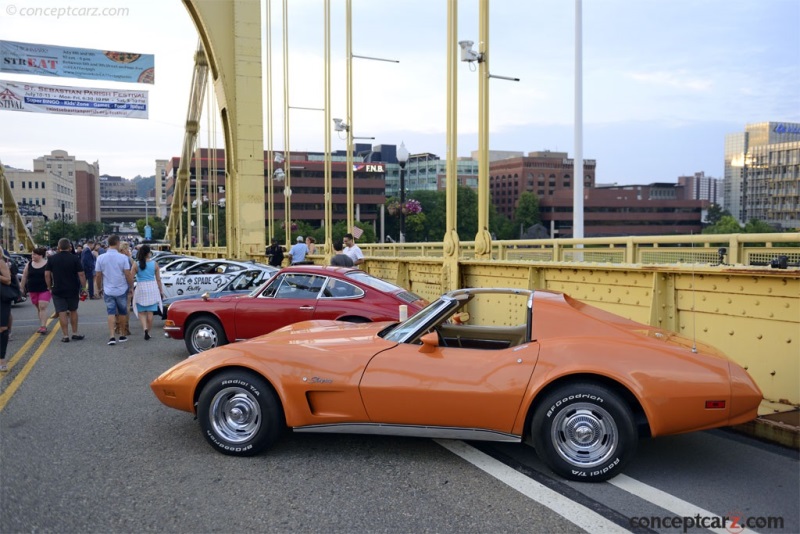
[354,163,385,173]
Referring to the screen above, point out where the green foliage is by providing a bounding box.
[704,203,730,225]
[489,206,516,240]
[386,186,544,242]
[703,216,782,235]
[136,216,167,240]
[514,192,541,230]
[702,215,742,234]
[744,218,777,234]
[35,220,77,246]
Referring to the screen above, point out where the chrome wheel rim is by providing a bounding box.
[551,402,617,468]
[191,324,218,352]
[209,387,261,444]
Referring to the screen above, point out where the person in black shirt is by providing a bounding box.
[45,238,87,342]
[266,238,285,268]
[330,240,354,267]
[0,246,15,371]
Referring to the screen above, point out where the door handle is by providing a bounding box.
[299,306,314,310]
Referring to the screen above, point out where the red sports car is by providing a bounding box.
[164,265,427,355]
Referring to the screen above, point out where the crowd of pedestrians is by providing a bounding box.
[267,233,365,268]
[0,234,162,357]
[1,231,372,368]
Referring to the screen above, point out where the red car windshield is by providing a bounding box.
[346,271,406,294]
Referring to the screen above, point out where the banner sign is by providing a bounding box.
[0,40,154,84]
[0,80,148,119]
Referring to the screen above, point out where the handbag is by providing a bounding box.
[0,282,21,303]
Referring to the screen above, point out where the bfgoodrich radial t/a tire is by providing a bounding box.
[197,372,282,456]
[531,383,637,482]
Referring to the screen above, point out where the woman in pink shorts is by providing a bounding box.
[20,246,52,334]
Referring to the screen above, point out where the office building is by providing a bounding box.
[724,122,800,228]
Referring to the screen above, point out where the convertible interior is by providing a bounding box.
[436,324,528,350]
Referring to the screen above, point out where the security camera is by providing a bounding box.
[273,168,285,181]
[333,118,349,132]
[458,40,481,62]
[274,153,284,164]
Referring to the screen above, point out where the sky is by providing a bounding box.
[0,0,798,185]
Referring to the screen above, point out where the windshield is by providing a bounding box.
[380,297,458,343]
[346,271,405,293]
[248,271,278,297]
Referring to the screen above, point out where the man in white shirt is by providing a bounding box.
[343,233,365,267]
[95,235,134,345]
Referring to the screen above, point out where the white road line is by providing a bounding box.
[609,474,757,534]
[435,440,629,534]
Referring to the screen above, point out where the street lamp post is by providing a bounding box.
[397,142,409,243]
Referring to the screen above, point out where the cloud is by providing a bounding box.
[628,70,714,92]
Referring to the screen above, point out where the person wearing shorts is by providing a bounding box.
[45,238,87,343]
[95,235,134,345]
[20,246,52,334]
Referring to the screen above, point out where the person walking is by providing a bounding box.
[288,236,308,265]
[330,240,354,267]
[20,246,52,334]
[81,240,98,299]
[266,238,285,268]
[118,242,135,334]
[343,233,365,267]
[44,238,87,343]
[131,245,164,340]
[95,235,134,345]
[0,246,16,371]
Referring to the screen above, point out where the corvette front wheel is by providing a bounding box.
[531,383,636,482]
[197,372,282,456]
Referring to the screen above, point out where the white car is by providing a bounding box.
[161,259,265,299]
[160,257,203,278]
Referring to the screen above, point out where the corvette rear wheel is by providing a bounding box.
[531,383,636,481]
[197,371,282,456]
[185,316,227,355]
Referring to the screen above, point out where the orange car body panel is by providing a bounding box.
[151,291,762,438]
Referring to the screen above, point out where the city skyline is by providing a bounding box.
[0,0,798,184]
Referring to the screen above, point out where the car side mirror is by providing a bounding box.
[201,292,210,301]
[418,332,440,354]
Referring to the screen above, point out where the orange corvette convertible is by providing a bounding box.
[151,288,762,481]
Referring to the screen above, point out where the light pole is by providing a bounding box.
[61,202,65,239]
[182,204,188,249]
[397,142,409,243]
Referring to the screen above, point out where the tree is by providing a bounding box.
[704,203,730,226]
[136,216,167,241]
[744,219,777,234]
[702,215,742,234]
[513,192,541,232]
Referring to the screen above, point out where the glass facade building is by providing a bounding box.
[724,122,800,228]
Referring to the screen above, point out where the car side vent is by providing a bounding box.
[397,291,423,304]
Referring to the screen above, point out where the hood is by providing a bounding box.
[247,319,394,349]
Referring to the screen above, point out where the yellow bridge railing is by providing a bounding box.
[177,232,800,406]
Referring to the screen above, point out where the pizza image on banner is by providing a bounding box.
[0,40,155,84]
[0,80,149,119]
[103,51,142,64]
